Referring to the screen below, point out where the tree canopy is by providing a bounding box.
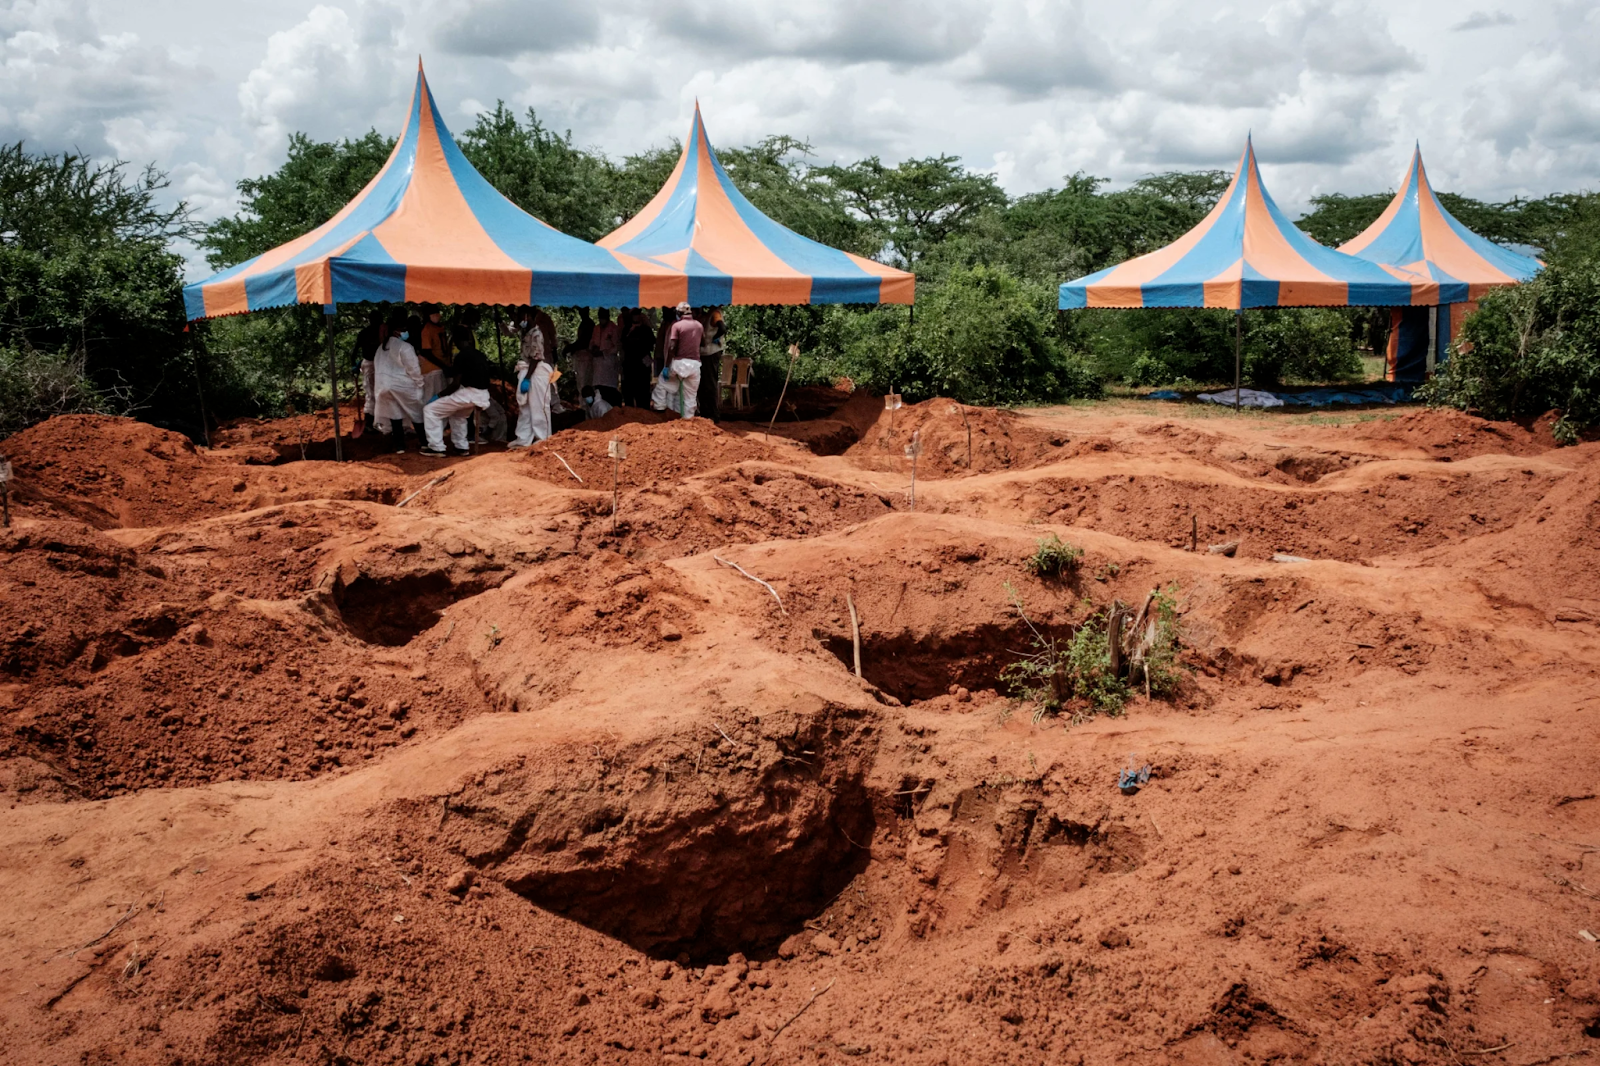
[5,107,1600,440]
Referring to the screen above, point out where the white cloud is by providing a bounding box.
[963,0,1119,97]
[432,0,600,57]
[1452,10,1517,31]
[0,0,203,157]
[0,0,1594,272]
[648,0,983,66]
[237,3,410,167]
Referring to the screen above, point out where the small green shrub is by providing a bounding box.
[1418,263,1600,437]
[1002,583,1186,724]
[1024,533,1082,579]
[1132,583,1185,698]
[1000,585,1127,724]
[1062,613,1128,716]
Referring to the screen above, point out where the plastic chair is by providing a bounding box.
[722,357,752,410]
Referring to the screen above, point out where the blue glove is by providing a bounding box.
[519,377,531,394]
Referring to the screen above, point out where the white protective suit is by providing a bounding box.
[373,337,425,428]
[650,359,702,419]
[511,358,553,446]
[423,387,491,453]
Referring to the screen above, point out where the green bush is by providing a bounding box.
[1420,262,1600,438]
[1024,533,1083,578]
[1000,587,1128,724]
[1244,307,1364,385]
[0,345,112,439]
[0,145,192,433]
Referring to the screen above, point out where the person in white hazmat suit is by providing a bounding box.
[420,324,494,456]
[372,309,426,452]
[651,301,705,419]
[505,308,552,447]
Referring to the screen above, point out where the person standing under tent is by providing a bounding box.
[568,307,595,380]
[696,307,726,423]
[420,324,493,457]
[352,309,386,431]
[653,305,677,379]
[373,309,425,452]
[586,308,623,415]
[621,310,655,408]
[417,305,451,403]
[506,307,553,447]
[651,301,704,419]
[532,308,557,370]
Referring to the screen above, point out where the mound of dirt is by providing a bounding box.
[1328,405,1553,459]
[4,402,1600,1066]
[845,396,1068,477]
[5,414,406,528]
[520,415,776,487]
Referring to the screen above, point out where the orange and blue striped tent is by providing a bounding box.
[183,62,682,320]
[1339,146,1541,299]
[1059,137,1465,310]
[598,105,914,306]
[1340,147,1541,380]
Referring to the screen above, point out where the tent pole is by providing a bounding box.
[325,304,343,462]
[1233,308,1242,410]
[1426,305,1438,378]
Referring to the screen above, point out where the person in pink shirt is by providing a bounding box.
[650,301,705,418]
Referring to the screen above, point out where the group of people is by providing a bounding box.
[352,300,730,456]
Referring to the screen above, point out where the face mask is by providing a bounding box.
[400,331,410,341]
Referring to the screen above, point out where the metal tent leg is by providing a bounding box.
[1233,309,1243,409]
[1426,305,1438,378]
[325,304,343,462]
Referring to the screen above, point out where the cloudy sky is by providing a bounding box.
[3,0,1593,268]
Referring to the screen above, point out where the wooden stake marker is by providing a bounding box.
[608,439,627,532]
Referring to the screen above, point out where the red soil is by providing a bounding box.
[1,399,1598,1066]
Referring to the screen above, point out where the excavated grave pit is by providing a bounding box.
[331,570,508,646]
[432,711,879,963]
[820,619,1070,704]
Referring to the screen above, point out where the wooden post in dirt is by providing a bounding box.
[0,455,11,528]
[950,403,972,468]
[1233,309,1243,412]
[608,439,626,533]
[766,344,800,441]
[1426,305,1438,378]
[324,305,344,462]
[846,593,862,678]
[1108,600,1128,679]
[905,430,922,511]
[1191,514,1198,552]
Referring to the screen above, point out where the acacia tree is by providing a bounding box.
[817,154,1007,266]
[457,103,620,241]
[0,143,192,437]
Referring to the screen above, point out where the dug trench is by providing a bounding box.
[429,706,879,962]
[4,407,1600,1066]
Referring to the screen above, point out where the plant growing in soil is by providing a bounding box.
[1134,583,1185,698]
[1002,583,1186,723]
[1024,533,1083,579]
[1000,584,1127,723]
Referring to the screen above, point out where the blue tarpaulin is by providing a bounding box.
[1146,384,1413,408]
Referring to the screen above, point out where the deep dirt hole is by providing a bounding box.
[333,571,503,646]
[500,775,876,963]
[821,620,1057,703]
